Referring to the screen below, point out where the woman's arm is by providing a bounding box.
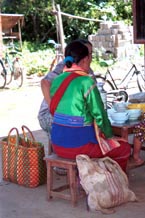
[85,80,113,138]
[40,61,65,106]
[41,79,51,106]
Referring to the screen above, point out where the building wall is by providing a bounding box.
[88,21,138,60]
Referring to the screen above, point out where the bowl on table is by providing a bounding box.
[110,111,129,124]
[113,101,127,112]
[107,108,116,122]
[128,109,142,121]
[127,103,145,112]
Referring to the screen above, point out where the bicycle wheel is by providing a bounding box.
[107,90,128,108]
[96,76,116,108]
[6,71,13,85]
[0,72,6,88]
[95,76,128,108]
[5,61,13,85]
[13,59,23,88]
[95,75,114,92]
[137,70,145,91]
[0,61,7,88]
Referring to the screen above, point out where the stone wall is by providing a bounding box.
[88,21,137,60]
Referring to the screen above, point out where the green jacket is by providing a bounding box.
[50,72,113,138]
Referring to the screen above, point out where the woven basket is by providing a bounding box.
[1,126,46,188]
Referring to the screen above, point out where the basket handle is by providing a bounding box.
[21,125,35,142]
[7,127,19,146]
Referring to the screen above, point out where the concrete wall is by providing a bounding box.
[88,21,138,60]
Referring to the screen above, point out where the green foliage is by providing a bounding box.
[0,0,136,79]
[21,41,55,76]
[18,41,102,77]
[1,0,133,43]
[2,0,54,42]
[139,45,144,56]
[103,0,132,24]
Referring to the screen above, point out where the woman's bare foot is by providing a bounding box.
[133,158,145,166]
[127,157,145,170]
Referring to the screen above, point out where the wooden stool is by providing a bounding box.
[44,153,84,206]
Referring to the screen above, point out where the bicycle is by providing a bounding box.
[0,59,7,88]
[0,42,23,89]
[96,63,145,90]
[48,40,64,71]
[95,63,145,108]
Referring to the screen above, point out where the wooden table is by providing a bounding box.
[112,120,145,152]
[111,120,140,141]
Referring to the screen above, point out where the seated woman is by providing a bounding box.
[38,39,94,141]
[50,40,131,173]
[132,112,145,165]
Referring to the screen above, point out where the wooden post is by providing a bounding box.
[56,4,65,54]
[18,20,22,49]
[51,0,59,43]
[0,14,3,58]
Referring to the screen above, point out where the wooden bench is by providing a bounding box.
[44,153,85,206]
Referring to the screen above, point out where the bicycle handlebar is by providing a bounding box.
[6,45,22,52]
[48,39,62,51]
[4,42,22,53]
[8,50,22,56]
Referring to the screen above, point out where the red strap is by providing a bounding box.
[50,73,81,115]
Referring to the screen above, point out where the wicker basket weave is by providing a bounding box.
[1,126,46,188]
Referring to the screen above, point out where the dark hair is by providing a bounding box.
[77,39,92,47]
[64,40,89,68]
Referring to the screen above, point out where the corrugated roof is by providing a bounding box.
[0,13,24,32]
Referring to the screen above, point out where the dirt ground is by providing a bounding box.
[0,75,44,137]
[0,68,145,218]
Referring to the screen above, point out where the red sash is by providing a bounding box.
[50,73,81,116]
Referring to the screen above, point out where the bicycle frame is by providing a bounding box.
[95,63,144,108]
[49,43,64,71]
[0,59,7,75]
[2,44,23,88]
[4,52,14,73]
[0,59,7,88]
[106,64,140,90]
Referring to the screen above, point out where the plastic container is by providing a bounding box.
[97,82,107,110]
[110,111,129,124]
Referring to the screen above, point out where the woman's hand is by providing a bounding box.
[111,136,127,142]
